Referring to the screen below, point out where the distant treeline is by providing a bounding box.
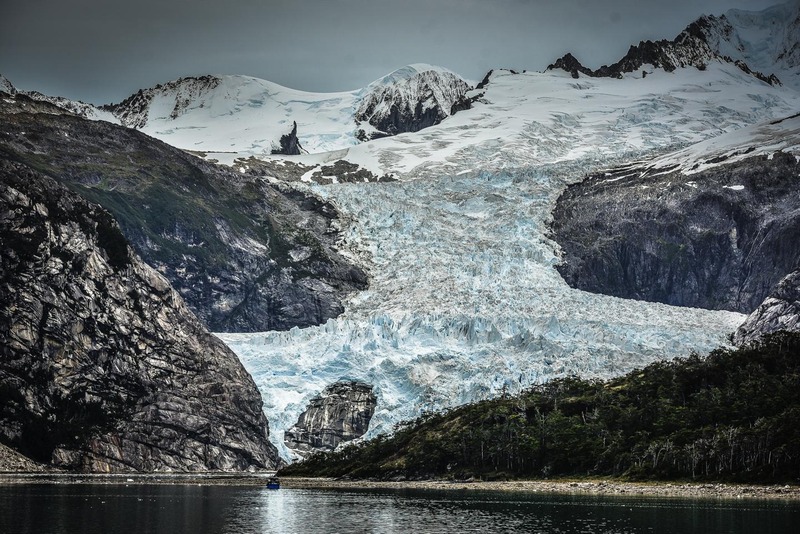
[282,332,800,483]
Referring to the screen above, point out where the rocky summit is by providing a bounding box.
[0,160,281,472]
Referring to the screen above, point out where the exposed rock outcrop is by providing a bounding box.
[0,93,367,333]
[551,152,800,313]
[0,74,16,94]
[355,67,471,139]
[733,269,800,346]
[271,121,304,155]
[284,381,377,457]
[0,443,44,472]
[0,160,281,471]
[546,53,595,79]
[0,74,117,122]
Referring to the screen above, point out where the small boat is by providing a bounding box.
[266,476,280,490]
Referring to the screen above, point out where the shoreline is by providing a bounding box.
[1,472,798,500]
[282,477,800,501]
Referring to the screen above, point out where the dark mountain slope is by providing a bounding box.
[550,152,800,313]
[0,160,281,471]
[0,92,366,332]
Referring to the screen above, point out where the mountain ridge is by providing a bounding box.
[546,2,797,87]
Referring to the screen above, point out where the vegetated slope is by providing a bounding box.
[551,116,800,314]
[282,331,800,483]
[0,92,367,332]
[0,160,281,471]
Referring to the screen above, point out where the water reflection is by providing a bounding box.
[1,484,798,534]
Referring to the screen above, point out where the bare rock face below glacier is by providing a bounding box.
[284,381,377,457]
[733,269,800,346]
[551,152,800,314]
[0,160,281,472]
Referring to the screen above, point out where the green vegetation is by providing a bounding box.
[282,332,800,483]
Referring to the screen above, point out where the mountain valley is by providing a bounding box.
[2,1,800,468]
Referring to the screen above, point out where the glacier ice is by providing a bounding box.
[217,62,800,461]
[219,162,744,460]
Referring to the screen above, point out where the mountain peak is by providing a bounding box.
[355,65,471,139]
[546,3,794,86]
[0,74,17,94]
[365,64,462,89]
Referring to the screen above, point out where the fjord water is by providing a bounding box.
[2,485,798,534]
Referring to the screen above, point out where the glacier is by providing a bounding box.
[219,159,746,460]
[214,57,800,462]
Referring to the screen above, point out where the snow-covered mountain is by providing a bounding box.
[214,3,800,459]
[102,64,471,156]
[637,111,800,175]
[546,1,797,88]
[354,64,471,139]
[0,73,118,123]
[287,61,798,182]
[700,1,800,90]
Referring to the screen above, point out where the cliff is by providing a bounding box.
[0,160,281,471]
[284,381,377,458]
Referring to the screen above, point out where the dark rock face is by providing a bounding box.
[551,152,800,313]
[271,121,304,155]
[546,53,595,79]
[355,70,471,139]
[284,381,377,457]
[734,270,800,346]
[0,160,281,472]
[0,94,367,333]
[0,74,16,94]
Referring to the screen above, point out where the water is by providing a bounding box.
[2,484,798,533]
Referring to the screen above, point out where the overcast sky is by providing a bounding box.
[0,0,781,104]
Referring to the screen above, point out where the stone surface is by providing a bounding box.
[284,381,377,458]
[734,269,800,345]
[550,152,800,313]
[0,443,44,472]
[0,160,281,472]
